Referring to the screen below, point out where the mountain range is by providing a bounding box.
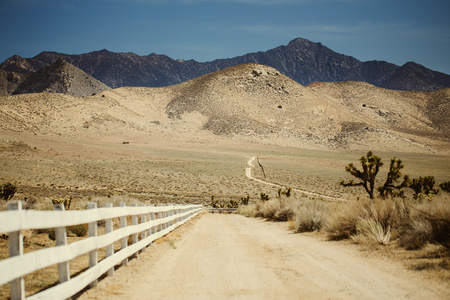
[1,37,449,94]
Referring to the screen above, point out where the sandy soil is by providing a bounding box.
[78,213,448,300]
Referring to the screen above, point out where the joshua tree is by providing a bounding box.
[241,195,250,205]
[378,157,410,199]
[278,187,292,198]
[340,151,383,199]
[260,192,270,201]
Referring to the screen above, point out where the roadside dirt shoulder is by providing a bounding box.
[79,214,448,300]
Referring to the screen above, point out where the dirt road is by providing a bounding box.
[79,214,447,300]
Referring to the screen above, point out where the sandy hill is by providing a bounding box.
[12,59,110,97]
[0,63,448,153]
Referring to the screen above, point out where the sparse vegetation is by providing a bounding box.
[69,224,88,237]
[240,195,249,205]
[1,182,16,201]
[409,176,439,200]
[260,192,270,201]
[51,196,72,210]
[278,187,292,198]
[440,181,450,193]
[243,190,328,232]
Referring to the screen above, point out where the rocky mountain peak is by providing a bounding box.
[0,55,36,74]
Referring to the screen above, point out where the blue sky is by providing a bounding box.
[1,0,449,74]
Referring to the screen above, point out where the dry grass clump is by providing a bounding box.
[326,198,409,245]
[254,197,297,222]
[240,195,330,232]
[399,194,450,250]
[293,200,329,233]
[237,204,257,217]
[398,219,432,250]
[325,194,450,249]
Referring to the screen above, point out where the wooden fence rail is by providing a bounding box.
[0,201,203,300]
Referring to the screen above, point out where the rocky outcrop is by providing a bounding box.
[13,59,110,97]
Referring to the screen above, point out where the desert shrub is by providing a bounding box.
[252,196,298,222]
[69,224,88,237]
[399,194,450,250]
[417,195,450,249]
[293,200,329,233]
[47,229,56,241]
[353,219,391,245]
[1,182,17,201]
[398,218,432,250]
[274,202,295,222]
[255,199,280,219]
[362,197,408,235]
[326,198,409,243]
[326,203,363,240]
[409,176,438,200]
[237,204,257,217]
[439,181,450,193]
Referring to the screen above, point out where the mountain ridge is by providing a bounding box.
[1,37,449,92]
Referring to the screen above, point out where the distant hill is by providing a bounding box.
[12,59,110,97]
[0,70,28,96]
[1,63,448,153]
[1,38,449,92]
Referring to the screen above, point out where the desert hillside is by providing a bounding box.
[0,63,448,153]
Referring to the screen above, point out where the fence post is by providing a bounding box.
[8,201,25,300]
[156,205,162,232]
[105,203,114,276]
[146,204,151,238]
[88,202,98,287]
[120,202,128,266]
[140,204,147,252]
[150,206,156,235]
[53,203,70,284]
[132,204,140,259]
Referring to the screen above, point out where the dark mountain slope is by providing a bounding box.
[13,59,110,97]
[0,70,28,96]
[381,62,450,91]
[1,38,449,91]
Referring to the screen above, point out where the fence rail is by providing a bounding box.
[0,201,203,300]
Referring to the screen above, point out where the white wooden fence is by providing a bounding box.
[0,201,203,300]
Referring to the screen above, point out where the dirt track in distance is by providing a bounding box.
[79,213,448,300]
